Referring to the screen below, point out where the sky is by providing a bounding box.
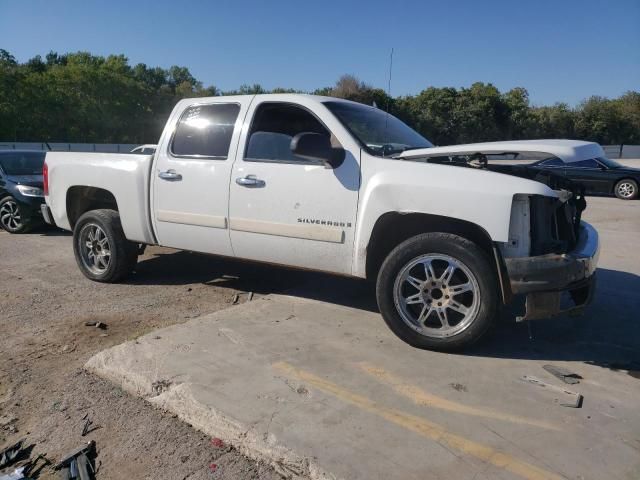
[1,0,638,105]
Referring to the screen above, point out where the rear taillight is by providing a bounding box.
[43,161,49,196]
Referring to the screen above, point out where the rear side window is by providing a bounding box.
[570,159,600,168]
[171,103,240,158]
[245,103,330,163]
[539,158,564,167]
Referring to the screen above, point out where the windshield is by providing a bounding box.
[597,157,623,168]
[324,101,433,157]
[0,151,45,175]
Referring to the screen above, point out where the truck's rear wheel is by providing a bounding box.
[73,209,138,283]
[376,233,498,351]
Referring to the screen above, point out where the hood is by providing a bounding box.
[7,174,44,187]
[397,139,604,164]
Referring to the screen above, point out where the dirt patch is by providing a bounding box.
[0,228,308,479]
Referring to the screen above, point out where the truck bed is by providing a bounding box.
[44,152,156,244]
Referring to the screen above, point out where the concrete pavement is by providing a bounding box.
[86,196,640,480]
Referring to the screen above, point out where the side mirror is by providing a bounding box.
[290,132,344,169]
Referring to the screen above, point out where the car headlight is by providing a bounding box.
[16,185,44,197]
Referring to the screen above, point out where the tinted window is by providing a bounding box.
[0,151,45,175]
[171,103,240,158]
[245,103,330,163]
[538,158,564,167]
[569,159,600,169]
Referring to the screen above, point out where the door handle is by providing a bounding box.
[158,169,182,181]
[235,175,265,188]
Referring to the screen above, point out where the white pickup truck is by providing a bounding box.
[42,94,600,351]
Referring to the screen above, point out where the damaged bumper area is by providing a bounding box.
[504,222,599,321]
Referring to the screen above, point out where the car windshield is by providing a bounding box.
[0,151,45,175]
[324,101,433,157]
[597,157,623,168]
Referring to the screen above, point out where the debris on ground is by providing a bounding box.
[0,441,24,469]
[209,463,218,473]
[521,375,583,408]
[543,365,583,384]
[232,292,254,304]
[0,466,28,480]
[81,414,100,437]
[0,441,49,480]
[151,379,172,395]
[84,321,107,330]
[55,441,96,480]
[1,416,18,434]
[211,438,224,448]
[449,383,468,392]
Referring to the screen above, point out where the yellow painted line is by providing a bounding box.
[274,362,564,480]
[357,362,559,431]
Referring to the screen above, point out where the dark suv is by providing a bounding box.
[0,150,46,233]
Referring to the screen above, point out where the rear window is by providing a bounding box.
[171,103,240,158]
[0,151,45,175]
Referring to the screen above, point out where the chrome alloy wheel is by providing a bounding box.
[79,224,111,274]
[0,199,22,231]
[617,181,636,199]
[393,254,481,338]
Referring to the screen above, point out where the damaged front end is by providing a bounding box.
[500,190,599,322]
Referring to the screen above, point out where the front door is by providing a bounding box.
[228,98,361,274]
[151,98,252,255]
[564,159,607,194]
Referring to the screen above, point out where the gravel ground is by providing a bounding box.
[0,227,310,479]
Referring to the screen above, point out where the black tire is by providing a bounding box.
[376,233,498,351]
[73,209,138,282]
[614,178,638,200]
[0,196,31,234]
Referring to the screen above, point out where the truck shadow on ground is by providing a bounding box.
[466,267,640,374]
[132,251,638,370]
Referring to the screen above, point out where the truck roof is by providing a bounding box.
[178,93,361,106]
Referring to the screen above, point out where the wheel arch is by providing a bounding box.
[66,186,119,229]
[364,211,507,298]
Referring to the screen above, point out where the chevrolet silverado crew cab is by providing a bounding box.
[42,94,600,351]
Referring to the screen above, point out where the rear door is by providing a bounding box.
[228,97,361,274]
[151,97,252,255]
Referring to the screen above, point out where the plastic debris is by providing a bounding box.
[521,375,583,408]
[211,438,224,448]
[0,441,24,469]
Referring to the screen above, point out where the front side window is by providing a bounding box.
[324,101,433,157]
[245,103,330,163]
[569,159,600,169]
[171,103,240,158]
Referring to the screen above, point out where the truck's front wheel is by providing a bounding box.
[73,209,138,283]
[376,233,498,351]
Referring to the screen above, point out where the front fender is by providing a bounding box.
[352,156,556,277]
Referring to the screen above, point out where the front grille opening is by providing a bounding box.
[530,196,580,255]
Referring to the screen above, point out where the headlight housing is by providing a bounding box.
[16,185,44,197]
